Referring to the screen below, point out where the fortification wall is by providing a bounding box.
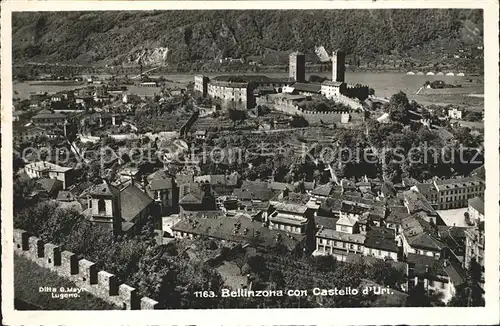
[333,94,364,110]
[271,102,363,124]
[13,229,160,310]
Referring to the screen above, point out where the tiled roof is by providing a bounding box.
[36,178,63,194]
[314,216,338,230]
[175,173,194,186]
[403,189,437,216]
[434,176,483,191]
[414,183,438,197]
[401,216,446,251]
[381,182,397,197]
[291,82,322,93]
[364,228,399,252]
[341,202,370,215]
[468,197,484,215]
[233,180,275,201]
[172,215,305,251]
[56,190,77,202]
[321,80,344,87]
[32,111,67,119]
[271,201,308,214]
[386,206,410,224]
[316,228,366,244]
[437,225,467,258]
[147,170,174,190]
[312,183,334,197]
[336,215,357,227]
[87,181,120,197]
[120,184,153,222]
[179,183,204,205]
[268,182,296,192]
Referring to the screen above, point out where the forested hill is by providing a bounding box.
[13,10,483,67]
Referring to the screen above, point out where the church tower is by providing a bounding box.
[87,180,122,236]
[331,50,346,82]
[289,51,305,82]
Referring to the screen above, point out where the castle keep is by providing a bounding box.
[194,49,369,121]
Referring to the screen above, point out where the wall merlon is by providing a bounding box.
[141,297,160,310]
[14,229,30,252]
[118,284,139,310]
[98,271,118,295]
[61,250,79,275]
[44,243,62,268]
[28,236,44,259]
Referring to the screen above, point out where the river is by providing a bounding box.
[14,71,482,102]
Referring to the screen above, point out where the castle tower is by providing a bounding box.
[289,51,305,83]
[88,180,122,236]
[332,50,346,82]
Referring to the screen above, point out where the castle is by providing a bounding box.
[194,49,369,112]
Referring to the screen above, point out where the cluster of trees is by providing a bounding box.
[367,92,484,182]
[424,80,461,89]
[13,10,482,67]
[227,252,410,308]
[462,110,483,122]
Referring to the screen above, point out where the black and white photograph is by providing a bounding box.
[1,1,499,324]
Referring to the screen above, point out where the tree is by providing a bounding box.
[390,91,410,109]
[290,116,309,128]
[13,178,42,213]
[365,260,406,289]
[132,245,180,308]
[448,258,484,307]
[227,108,246,125]
[269,270,285,289]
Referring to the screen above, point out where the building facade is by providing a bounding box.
[207,81,252,110]
[433,177,485,209]
[24,161,74,189]
[194,75,210,97]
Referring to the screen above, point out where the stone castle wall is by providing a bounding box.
[13,228,160,310]
[272,102,363,124]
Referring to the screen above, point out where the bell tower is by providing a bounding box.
[88,180,122,236]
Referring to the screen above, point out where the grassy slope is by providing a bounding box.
[14,254,117,310]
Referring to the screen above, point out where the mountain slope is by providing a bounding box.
[12,10,483,66]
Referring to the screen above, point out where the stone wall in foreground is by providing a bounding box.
[13,228,160,310]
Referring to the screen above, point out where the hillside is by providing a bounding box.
[12,10,483,69]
